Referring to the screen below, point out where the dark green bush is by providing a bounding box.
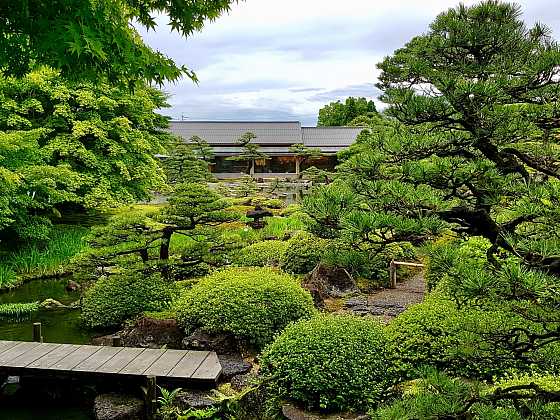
[174,267,315,349]
[81,273,176,329]
[231,240,289,267]
[387,292,560,381]
[279,232,329,274]
[260,314,393,413]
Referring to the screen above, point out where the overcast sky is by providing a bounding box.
[140,0,560,126]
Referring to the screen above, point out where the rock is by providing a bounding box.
[230,372,257,392]
[91,316,184,348]
[303,264,359,306]
[94,393,144,420]
[182,328,240,354]
[65,280,80,292]
[282,404,368,420]
[39,298,69,310]
[343,298,407,318]
[176,389,216,410]
[218,354,252,381]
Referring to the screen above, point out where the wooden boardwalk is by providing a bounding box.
[0,340,222,384]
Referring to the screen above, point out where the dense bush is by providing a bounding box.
[175,267,315,348]
[279,232,329,274]
[231,240,289,267]
[260,314,393,412]
[81,273,176,329]
[387,292,560,381]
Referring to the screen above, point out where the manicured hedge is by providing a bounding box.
[260,314,393,412]
[231,240,289,267]
[279,232,329,274]
[174,267,315,349]
[81,273,176,329]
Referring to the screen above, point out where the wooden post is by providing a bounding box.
[112,335,122,347]
[32,322,43,343]
[145,375,157,420]
[389,260,397,289]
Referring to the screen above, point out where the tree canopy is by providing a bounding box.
[317,97,377,126]
[0,67,170,241]
[0,0,239,85]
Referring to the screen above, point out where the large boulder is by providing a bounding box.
[282,404,368,420]
[94,394,144,420]
[182,328,240,354]
[302,264,358,306]
[176,389,216,410]
[218,354,252,381]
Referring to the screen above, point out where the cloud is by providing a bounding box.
[141,0,560,125]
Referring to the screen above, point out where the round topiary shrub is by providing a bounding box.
[279,231,330,274]
[81,273,176,329]
[174,267,315,349]
[232,240,289,267]
[260,314,393,413]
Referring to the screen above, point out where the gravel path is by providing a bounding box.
[344,272,425,322]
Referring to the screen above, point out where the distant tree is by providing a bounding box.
[227,132,270,176]
[189,135,214,162]
[164,138,214,184]
[0,1,238,85]
[288,144,322,177]
[318,97,377,126]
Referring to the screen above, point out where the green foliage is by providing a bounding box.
[175,267,315,349]
[0,301,39,321]
[261,314,392,412]
[318,97,377,127]
[288,143,322,176]
[231,240,289,267]
[226,132,270,175]
[0,67,169,240]
[387,292,560,381]
[0,1,237,85]
[0,224,88,288]
[279,231,330,274]
[189,135,214,162]
[163,138,214,184]
[81,272,176,329]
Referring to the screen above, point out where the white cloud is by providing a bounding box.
[141,0,560,125]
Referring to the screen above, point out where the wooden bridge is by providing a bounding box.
[0,340,222,384]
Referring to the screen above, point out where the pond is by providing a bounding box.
[0,278,95,344]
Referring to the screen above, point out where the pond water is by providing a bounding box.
[0,278,95,344]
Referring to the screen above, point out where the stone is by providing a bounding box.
[182,328,240,354]
[230,372,257,392]
[176,389,216,410]
[303,264,359,306]
[218,354,252,381]
[65,280,80,292]
[282,404,368,420]
[39,298,69,310]
[94,393,144,420]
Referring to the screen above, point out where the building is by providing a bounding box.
[168,121,363,177]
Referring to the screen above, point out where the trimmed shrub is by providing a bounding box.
[261,314,393,412]
[387,292,560,381]
[279,232,330,274]
[231,240,289,267]
[174,267,315,348]
[81,273,176,329]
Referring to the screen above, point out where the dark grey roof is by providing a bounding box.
[169,121,302,145]
[168,121,364,153]
[302,127,364,147]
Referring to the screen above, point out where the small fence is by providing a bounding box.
[389,260,425,288]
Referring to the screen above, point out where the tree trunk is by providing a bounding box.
[295,158,300,177]
[139,248,149,263]
[250,159,255,176]
[159,228,173,260]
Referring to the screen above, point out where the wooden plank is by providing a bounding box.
[143,349,186,377]
[168,351,209,379]
[48,345,102,370]
[0,342,40,364]
[394,261,425,267]
[28,344,78,369]
[191,352,222,381]
[6,343,61,368]
[96,347,145,374]
[120,348,165,375]
[73,346,124,372]
[0,341,19,355]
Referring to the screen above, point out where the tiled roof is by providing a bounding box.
[169,121,302,145]
[168,121,364,152]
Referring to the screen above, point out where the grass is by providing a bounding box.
[0,225,90,289]
[0,302,39,321]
